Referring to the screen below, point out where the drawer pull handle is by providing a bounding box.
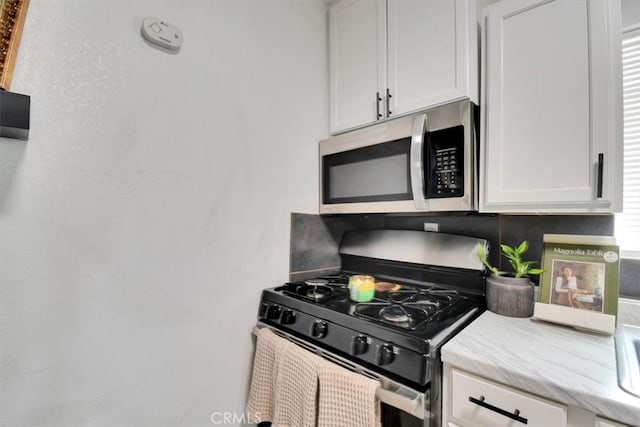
[468,395,528,424]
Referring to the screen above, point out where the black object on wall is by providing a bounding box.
[0,89,30,140]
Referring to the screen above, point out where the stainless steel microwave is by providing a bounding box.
[319,100,479,214]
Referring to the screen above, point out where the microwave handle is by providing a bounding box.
[410,114,428,210]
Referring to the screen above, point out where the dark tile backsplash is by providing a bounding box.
[289,212,638,298]
[499,215,614,283]
[620,259,640,299]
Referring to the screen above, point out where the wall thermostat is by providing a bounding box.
[141,16,183,51]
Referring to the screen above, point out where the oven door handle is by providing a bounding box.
[410,113,428,210]
[376,387,423,418]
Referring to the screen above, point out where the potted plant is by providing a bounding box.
[477,241,544,318]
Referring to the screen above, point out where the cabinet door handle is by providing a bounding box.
[468,395,528,424]
[376,92,382,119]
[386,88,392,116]
[597,153,604,198]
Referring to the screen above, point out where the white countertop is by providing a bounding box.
[441,311,640,426]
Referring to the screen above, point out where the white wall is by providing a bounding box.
[0,0,327,425]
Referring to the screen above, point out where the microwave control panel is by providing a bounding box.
[426,125,464,198]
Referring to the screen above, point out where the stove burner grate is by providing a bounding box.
[354,287,461,330]
[388,288,460,306]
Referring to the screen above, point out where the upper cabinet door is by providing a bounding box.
[480,0,622,213]
[329,0,386,134]
[329,0,477,134]
[387,0,477,118]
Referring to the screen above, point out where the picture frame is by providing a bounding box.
[0,0,29,90]
[534,234,620,335]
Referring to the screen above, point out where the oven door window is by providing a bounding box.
[381,403,424,427]
[323,138,412,204]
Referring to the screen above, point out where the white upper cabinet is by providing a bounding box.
[387,0,477,118]
[329,0,386,133]
[329,0,478,134]
[479,0,622,213]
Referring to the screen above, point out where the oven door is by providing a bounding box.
[252,323,429,426]
[319,113,428,214]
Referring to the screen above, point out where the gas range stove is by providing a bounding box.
[257,230,487,391]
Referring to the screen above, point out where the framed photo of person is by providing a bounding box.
[534,234,620,335]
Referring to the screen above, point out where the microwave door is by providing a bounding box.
[410,113,429,210]
[320,123,416,214]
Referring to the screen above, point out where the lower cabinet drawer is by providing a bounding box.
[450,369,568,427]
[595,417,629,427]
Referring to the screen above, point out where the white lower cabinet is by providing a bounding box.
[448,368,567,427]
[595,418,629,427]
[443,366,630,427]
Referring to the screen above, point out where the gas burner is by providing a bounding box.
[355,302,425,329]
[380,305,411,323]
[277,278,349,303]
[301,284,333,301]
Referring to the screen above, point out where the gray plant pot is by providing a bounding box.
[486,274,535,318]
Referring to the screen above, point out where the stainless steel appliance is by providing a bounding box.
[319,100,478,214]
[255,229,487,427]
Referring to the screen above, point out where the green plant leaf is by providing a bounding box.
[477,243,486,259]
[516,240,528,255]
[500,244,516,258]
[477,244,499,275]
[496,240,543,277]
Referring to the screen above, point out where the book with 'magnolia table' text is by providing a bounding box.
[534,234,620,335]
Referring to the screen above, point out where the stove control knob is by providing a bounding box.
[265,304,282,320]
[376,344,395,366]
[311,320,328,338]
[258,303,269,319]
[280,309,296,325]
[352,335,369,355]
